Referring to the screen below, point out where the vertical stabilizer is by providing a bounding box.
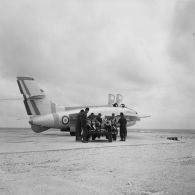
[17,77,56,115]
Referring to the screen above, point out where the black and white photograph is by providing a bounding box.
[0,0,194,194]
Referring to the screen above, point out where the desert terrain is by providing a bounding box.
[0,128,194,195]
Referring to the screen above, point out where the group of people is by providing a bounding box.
[75,107,127,143]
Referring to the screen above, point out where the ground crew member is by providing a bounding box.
[110,113,118,140]
[96,113,102,124]
[75,109,84,141]
[110,113,117,127]
[88,113,96,130]
[95,113,102,129]
[88,113,95,121]
[94,113,102,139]
[81,107,89,143]
[118,112,127,141]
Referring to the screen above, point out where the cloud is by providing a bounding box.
[0,0,194,128]
[0,0,164,106]
[168,0,195,125]
[169,0,195,80]
[0,0,163,85]
[169,0,195,70]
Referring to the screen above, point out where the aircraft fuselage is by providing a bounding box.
[30,105,139,133]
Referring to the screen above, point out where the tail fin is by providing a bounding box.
[17,77,56,115]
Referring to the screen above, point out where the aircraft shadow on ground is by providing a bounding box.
[89,139,116,143]
[42,133,71,137]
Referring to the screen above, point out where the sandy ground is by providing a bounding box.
[0,128,194,195]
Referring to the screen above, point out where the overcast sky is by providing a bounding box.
[0,0,194,129]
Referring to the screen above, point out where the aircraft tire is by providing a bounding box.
[61,127,70,132]
[70,132,75,136]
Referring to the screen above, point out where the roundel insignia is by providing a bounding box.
[62,116,69,125]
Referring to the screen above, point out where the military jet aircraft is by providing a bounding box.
[17,76,149,136]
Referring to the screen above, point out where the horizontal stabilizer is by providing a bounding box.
[28,95,46,100]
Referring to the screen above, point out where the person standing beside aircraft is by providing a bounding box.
[118,112,127,141]
[110,113,117,127]
[81,107,89,143]
[75,109,84,141]
[110,113,118,141]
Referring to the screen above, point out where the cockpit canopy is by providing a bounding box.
[108,94,137,114]
[108,94,123,106]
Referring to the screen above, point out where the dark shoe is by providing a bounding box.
[82,141,88,143]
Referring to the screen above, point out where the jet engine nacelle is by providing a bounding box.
[30,114,55,127]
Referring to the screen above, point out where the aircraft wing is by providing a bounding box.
[125,115,151,122]
[65,105,110,111]
[137,115,151,118]
[136,115,151,120]
[69,113,78,119]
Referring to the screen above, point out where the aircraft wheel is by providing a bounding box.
[70,132,75,136]
[61,127,70,132]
